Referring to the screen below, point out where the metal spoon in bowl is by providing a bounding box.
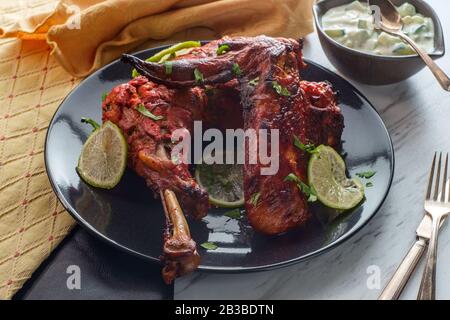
[369,0,450,91]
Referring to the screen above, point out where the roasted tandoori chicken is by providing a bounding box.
[102,36,344,283]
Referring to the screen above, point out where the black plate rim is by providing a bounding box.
[44,44,395,273]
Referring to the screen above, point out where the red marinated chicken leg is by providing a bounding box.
[102,77,207,283]
[102,77,209,219]
[106,36,344,283]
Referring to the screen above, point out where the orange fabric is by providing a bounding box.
[0,35,78,300]
[1,0,314,77]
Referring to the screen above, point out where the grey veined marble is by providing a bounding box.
[175,0,450,300]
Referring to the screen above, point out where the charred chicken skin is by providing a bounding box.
[102,77,209,219]
[102,77,207,283]
[104,36,343,282]
[122,36,344,235]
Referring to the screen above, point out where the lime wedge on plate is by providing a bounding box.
[195,160,244,208]
[77,121,127,189]
[308,145,364,210]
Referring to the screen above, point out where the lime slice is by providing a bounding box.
[77,121,127,189]
[308,145,364,210]
[195,158,244,208]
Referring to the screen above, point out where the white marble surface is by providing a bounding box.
[175,0,450,300]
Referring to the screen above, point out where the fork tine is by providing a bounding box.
[426,152,437,200]
[446,178,450,203]
[442,153,449,202]
[433,152,442,201]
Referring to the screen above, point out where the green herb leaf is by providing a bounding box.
[136,104,164,121]
[272,81,291,97]
[164,61,173,75]
[224,208,241,219]
[232,63,242,76]
[194,68,204,84]
[293,136,318,154]
[248,77,259,86]
[102,92,108,102]
[81,117,100,131]
[366,182,373,188]
[284,173,300,183]
[216,44,230,55]
[284,173,317,202]
[307,184,318,202]
[200,242,218,250]
[132,69,140,78]
[356,171,376,179]
[250,192,261,206]
[298,180,318,203]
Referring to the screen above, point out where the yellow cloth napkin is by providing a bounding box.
[0,0,314,299]
[1,0,314,77]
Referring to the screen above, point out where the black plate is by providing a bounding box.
[45,45,394,272]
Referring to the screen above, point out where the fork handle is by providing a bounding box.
[418,216,442,300]
[378,238,427,300]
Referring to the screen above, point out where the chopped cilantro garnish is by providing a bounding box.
[293,136,318,154]
[284,173,317,202]
[248,77,259,86]
[81,117,100,131]
[194,68,204,84]
[232,63,242,76]
[224,208,241,219]
[250,192,261,206]
[200,242,218,250]
[272,81,291,97]
[356,171,376,179]
[136,104,164,121]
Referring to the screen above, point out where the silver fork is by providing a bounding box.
[417,152,450,300]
